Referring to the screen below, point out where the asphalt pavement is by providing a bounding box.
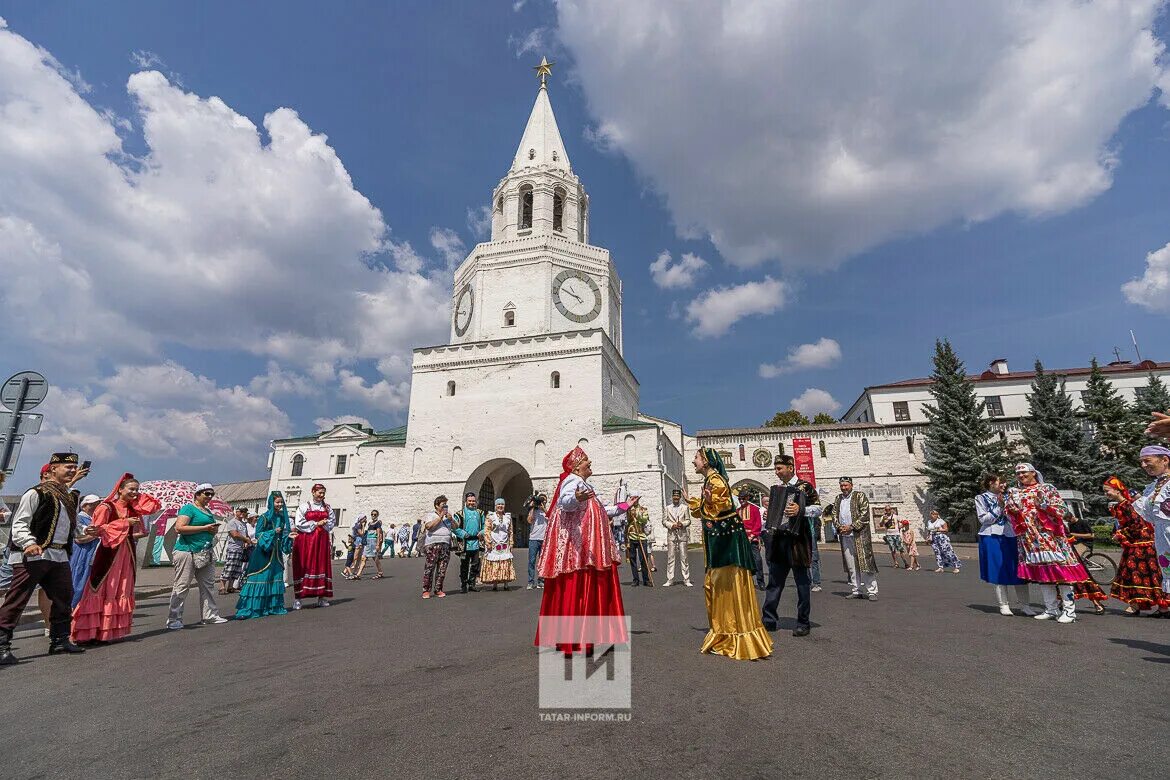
[0,548,1165,779]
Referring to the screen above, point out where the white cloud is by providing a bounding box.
[130,50,164,69]
[649,249,707,289]
[466,204,492,239]
[313,414,372,432]
[685,277,787,337]
[556,1,1170,268]
[759,337,842,378]
[509,28,549,58]
[37,361,291,465]
[248,361,319,398]
[1122,241,1170,312]
[789,388,841,417]
[337,369,411,413]
[0,24,448,378]
[429,226,466,271]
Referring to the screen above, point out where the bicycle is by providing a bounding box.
[1077,538,1118,587]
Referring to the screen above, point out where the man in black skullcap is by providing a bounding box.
[0,453,89,664]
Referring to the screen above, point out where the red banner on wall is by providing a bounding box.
[792,438,816,487]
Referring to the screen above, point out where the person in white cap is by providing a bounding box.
[1003,464,1087,623]
[167,483,228,629]
[69,494,103,609]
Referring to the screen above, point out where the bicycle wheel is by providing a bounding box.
[1084,552,1118,587]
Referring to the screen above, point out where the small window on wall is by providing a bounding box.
[862,438,871,456]
[335,455,347,475]
[553,188,565,232]
[777,442,786,456]
[551,371,560,389]
[893,401,910,422]
[906,436,915,454]
[446,381,456,397]
[504,310,515,327]
[818,440,827,458]
[519,184,533,229]
[291,453,304,477]
[738,444,745,462]
[985,396,1005,417]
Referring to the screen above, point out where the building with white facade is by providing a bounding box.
[268,75,685,549]
[844,358,1170,425]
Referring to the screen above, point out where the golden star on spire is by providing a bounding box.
[533,56,555,88]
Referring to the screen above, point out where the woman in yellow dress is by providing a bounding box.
[687,448,773,661]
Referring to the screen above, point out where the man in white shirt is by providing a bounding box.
[832,477,878,600]
[0,453,89,663]
[661,489,692,586]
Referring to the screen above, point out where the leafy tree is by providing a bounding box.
[812,412,837,424]
[764,409,810,427]
[1020,360,1096,495]
[1081,357,1144,492]
[919,340,1015,530]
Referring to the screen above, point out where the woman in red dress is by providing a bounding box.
[534,446,631,654]
[72,473,159,643]
[1104,476,1170,616]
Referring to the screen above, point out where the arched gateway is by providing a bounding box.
[462,458,534,547]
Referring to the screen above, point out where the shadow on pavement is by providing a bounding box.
[1108,637,1170,664]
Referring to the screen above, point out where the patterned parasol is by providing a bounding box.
[139,480,234,531]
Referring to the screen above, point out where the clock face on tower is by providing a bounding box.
[552,269,602,324]
[454,284,474,336]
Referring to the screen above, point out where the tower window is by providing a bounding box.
[528,148,535,160]
[519,184,533,230]
[551,371,560,389]
[495,195,502,213]
[553,189,565,232]
[446,381,456,397]
[552,151,558,161]
[291,453,304,477]
[504,310,515,327]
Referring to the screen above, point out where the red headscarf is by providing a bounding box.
[90,473,161,545]
[550,446,589,510]
[1103,475,1132,500]
[101,472,161,516]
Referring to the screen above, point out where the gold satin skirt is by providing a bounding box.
[701,565,773,661]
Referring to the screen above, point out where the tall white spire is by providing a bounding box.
[511,73,572,174]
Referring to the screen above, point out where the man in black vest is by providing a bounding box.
[761,455,818,637]
[0,453,88,664]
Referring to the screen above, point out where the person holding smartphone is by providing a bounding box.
[420,496,454,598]
[167,483,228,630]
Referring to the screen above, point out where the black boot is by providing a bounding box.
[0,644,17,665]
[48,636,85,655]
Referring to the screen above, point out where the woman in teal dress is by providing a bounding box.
[235,491,293,619]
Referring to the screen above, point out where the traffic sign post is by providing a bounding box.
[0,371,49,477]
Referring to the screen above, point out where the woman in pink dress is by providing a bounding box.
[535,446,631,654]
[72,473,159,643]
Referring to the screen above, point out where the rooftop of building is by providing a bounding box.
[212,479,270,504]
[865,358,1166,391]
[696,421,895,438]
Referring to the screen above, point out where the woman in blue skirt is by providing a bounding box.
[975,474,1037,616]
[234,491,293,619]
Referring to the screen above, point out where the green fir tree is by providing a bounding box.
[812,412,837,425]
[1132,373,1170,422]
[1080,357,1144,492]
[1020,360,1096,494]
[919,340,1014,530]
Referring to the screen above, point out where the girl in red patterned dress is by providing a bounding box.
[1103,476,1170,616]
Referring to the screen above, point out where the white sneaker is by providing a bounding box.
[1034,612,1057,620]
[43,628,50,637]
[684,582,694,587]
[292,600,302,611]
[526,584,533,590]
[1056,613,1076,624]
[203,616,229,625]
[999,605,1014,616]
[662,582,672,587]
[1016,604,1039,616]
[317,598,330,607]
[166,621,184,630]
[811,585,822,592]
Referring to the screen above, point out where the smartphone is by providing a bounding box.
[81,460,92,471]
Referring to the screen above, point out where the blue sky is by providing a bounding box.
[1,1,1169,492]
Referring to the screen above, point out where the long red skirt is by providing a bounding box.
[72,539,136,643]
[534,564,628,653]
[292,528,333,599]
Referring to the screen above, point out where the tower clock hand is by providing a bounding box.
[565,288,583,303]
